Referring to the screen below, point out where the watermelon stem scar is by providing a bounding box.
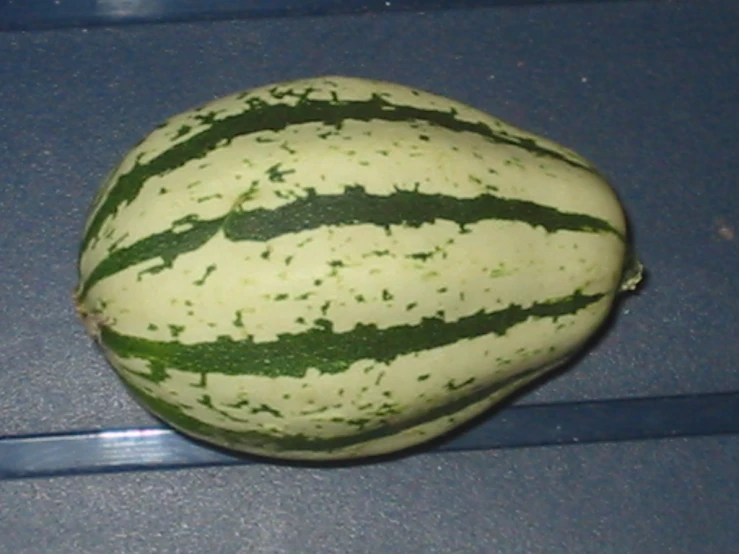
[74,290,111,343]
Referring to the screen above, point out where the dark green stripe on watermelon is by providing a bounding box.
[82,90,598,254]
[99,289,604,382]
[122,360,550,457]
[77,185,621,299]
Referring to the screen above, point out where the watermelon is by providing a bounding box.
[74,75,642,461]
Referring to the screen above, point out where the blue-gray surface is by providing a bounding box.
[0,0,648,31]
[0,1,737,552]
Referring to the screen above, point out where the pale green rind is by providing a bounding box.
[93,292,613,458]
[79,75,605,253]
[78,76,628,293]
[75,75,640,460]
[120,360,557,460]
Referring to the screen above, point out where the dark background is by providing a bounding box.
[1,1,737,552]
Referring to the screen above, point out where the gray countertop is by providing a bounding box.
[1,1,737,552]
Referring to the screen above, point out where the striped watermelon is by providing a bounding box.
[75,76,642,461]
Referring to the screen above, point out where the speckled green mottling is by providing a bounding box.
[446,377,476,391]
[250,404,283,417]
[99,289,604,383]
[121,361,549,457]
[173,124,192,140]
[76,77,641,461]
[106,233,130,254]
[167,324,185,338]
[265,163,295,183]
[233,311,244,328]
[196,193,223,203]
[193,264,217,286]
[81,89,600,256]
[79,216,223,298]
[78,185,621,300]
